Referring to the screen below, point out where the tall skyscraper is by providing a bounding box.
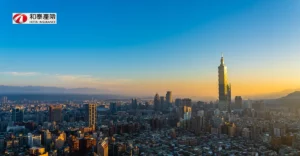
[84,104,97,129]
[131,98,138,110]
[12,106,24,122]
[218,54,231,111]
[1,96,7,104]
[227,84,232,112]
[166,91,173,107]
[49,105,62,123]
[235,96,243,109]
[160,96,165,110]
[154,93,160,111]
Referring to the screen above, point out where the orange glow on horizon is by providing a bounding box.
[119,78,300,99]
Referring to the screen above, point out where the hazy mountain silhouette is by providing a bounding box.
[246,88,300,100]
[276,91,300,108]
[0,85,299,102]
[0,85,111,94]
[280,91,300,99]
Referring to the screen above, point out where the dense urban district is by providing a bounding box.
[0,56,300,156]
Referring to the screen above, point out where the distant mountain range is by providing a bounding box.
[0,85,299,103]
[280,91,300,99]
[0,85,132,100]
[246,88,300,100]
[276,91,300,108]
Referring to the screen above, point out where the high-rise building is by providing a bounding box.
[181,106,192,129]
[110,103,117,114]
[29,147,47,155]
[182,98,192,107]
[80,136,96,153]
[252,100,265,111]
[182,106,192,120]
[1,96,7,104]
[175,98,182,106]
[43,130,52,150]
[235,96,243,109]
[49,105,62,123]
[191,116,205,135]
[12,106,24,122]
[54,132,66,149]
[84,104,97,129]
[160,96,165,110]
[227,84,231,112]
[154,93,160,111]
[0,136,4,152]
[228,123,236,137]
[28,133,41,147]
[218,54,231,111]
[68,135,79,152]
[97,137,108,156]
[131,98,138,110]
[166,91,173,106]
[197,110,204,117]
[243,100,252,109]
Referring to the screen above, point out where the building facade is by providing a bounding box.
[12,106,24,122]
[131,98,138,110]
[84,104,97,129]
[97,138,108,156]
[166,91,173,107]
[160,96,165,110]
[218,54,231,111]
[182,98,192,107]
[49,105,62,123]
[154,93,160,111]
[235,96,243,109]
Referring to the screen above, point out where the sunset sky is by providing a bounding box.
[0,0,299,99]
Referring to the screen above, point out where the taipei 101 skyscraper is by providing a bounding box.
[218,54,231,112]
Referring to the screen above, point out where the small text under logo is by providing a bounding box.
[13,13,57,24]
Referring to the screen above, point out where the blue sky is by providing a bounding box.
[0,0,299,97]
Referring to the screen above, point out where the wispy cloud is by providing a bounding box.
[0,71,132,92]
[0,72,40,76]
[54,74,131,86]
[0,71,131,85]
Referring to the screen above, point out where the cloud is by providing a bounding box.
[0,72,40,76]
[0,72,132,90]
[54,74,131,87]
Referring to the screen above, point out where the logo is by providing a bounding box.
[13,13,56,24]
[13,13,28,24]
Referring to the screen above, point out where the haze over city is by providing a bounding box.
[0,0,299,100]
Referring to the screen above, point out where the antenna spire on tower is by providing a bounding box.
[220,53,224,65]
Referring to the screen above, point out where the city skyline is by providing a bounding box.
[1,1,300,156]
[0,0,300,99]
